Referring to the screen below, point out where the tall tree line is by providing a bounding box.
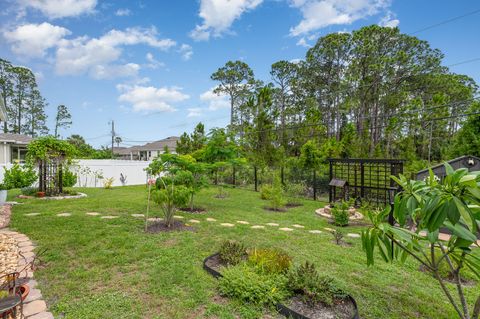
[210,25,478,168]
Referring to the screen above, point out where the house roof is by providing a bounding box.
[113,136,179,154]
[0,133,32,144]
[416,155,480,175]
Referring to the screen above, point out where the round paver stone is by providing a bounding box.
[188,219,200,223]
[237,221,249,224]
[292,224,305,228]
[251,225,265,229]
[101,215,119,219]
[324,227,335,232]
[279,227,294,232]
[206,218,217,222]
[56,213,71,217]
[173,215,184,219]
[86,212,100,216]
[347,233,361,238]
[131,214,144,218]
[25,213,40,216]
[23,300,47,317]
[309,230,323,234]
[147,217,162,222]
[266,223,279,226]
[220,223,235,227]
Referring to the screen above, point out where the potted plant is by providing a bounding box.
[36,191,45,198]
[0,183,8,204]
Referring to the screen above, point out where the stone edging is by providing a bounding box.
[0,205,12,228]
[0,227,53,319]
[19,192,87,200]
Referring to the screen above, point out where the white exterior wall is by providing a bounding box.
[0,144,10,165]
[72,159,152,187]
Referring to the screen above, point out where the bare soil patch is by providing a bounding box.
[285,296,356,319]
[146,220,195,233]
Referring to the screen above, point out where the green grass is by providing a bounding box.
[8,185,480,319]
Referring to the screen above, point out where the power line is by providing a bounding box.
[409,8,480,35]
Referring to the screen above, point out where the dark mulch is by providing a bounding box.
[180,207,207,214]
[286,203,303,208]
[263,206,288,212]
[285,296,356,319]
[205,254,224,273]
[147,220,195,233]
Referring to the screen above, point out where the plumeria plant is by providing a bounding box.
[145,178,156,232]
[362,164,480,319]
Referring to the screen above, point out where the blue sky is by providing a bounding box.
[1,0,479,148]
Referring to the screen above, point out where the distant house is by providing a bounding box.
[416,155,480,180]
[114,136,180,161]
[0,133,33,164]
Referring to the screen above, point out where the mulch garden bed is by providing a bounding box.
[286,203,303,208]
[147,220,195,233]
[179,207,207,214]
[264,206,288,212]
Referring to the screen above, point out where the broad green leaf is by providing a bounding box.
[444,221,477,243]
[453,196,475,231]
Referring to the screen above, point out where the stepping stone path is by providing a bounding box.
[347,233,361,238]
[309,230,323,234]
[56,213,71,217]
[292,224,305,228]
[147,217,162,222]
[188,219,200,223]
[220,223,235,227]
[279,227,294,232]
[173,215,184,219]
[86,212,100,216]
[0,227,54,319]
[266,223,279,226]
[324,227,335,232]
[131,214,144,218]
[251,225,265,229]
[100,215,119,219]
[237,221,249,225]
[25,213,40,216]
[206,218,217,222]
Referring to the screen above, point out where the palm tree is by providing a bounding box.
[114,136,122,147]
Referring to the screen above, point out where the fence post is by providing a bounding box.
[232,166,236,188]
[254,166,258,192]
[280,167,285,186]
[313,169,317,201]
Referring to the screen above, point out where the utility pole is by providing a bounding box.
[111,120,115,159]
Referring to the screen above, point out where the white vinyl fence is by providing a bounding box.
[71,160,152,187]
[0,160,152,188]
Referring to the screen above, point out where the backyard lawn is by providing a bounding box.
[7,185,480,319]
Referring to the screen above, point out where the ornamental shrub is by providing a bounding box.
[260,184,273,200]
[219,264,289,306]
[247,248,292,274]
[287,261,347,306]
[219,240,247,266]
[3,163,37,189]
[331,200,350,226]
[62,169,77,187]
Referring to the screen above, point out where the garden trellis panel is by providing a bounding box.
[38,159,63,196]
[328,158,404,205]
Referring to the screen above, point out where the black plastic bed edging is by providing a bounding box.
[203,253,360,319]
[203,253,223,278]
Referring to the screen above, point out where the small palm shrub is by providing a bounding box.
[103,177,114,189]
[219,264,289,306]
[219,240,247,266]
[331,200,350,226]
[152,179,190,227]
[331,229,345,245]
[287,261,347,306]
[247,248,292,274]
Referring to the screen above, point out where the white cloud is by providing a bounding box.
[19,0,97,19]
[379,11,399,28]
[117,84,189,113]
[55,27,176,78]
[200,87,230,110]
[145,52,165,69]
[290,0,390,36]
[296,37,311,48]
[187,107,203,117]
[190,0,263,41]
[115,8,131,16]
[179,44,193,60]
[3,22,71,58]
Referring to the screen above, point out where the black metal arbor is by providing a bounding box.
[38,157,64,196]
[328,158,404,205]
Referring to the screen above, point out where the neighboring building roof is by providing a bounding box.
[0,133,32,144]
[0,92,7,122]
[136,136,179,151]
[113,136,179,155]
[416,155,480,179]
